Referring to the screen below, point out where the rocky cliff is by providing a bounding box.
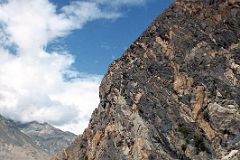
[0,115,50,160]
[16,121,76,155]
[53,0,240,159]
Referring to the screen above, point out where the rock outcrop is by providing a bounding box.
[0,115,50,160]
[53,0,240,159]
[16,121,76,155]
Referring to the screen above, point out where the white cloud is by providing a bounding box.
[94,0,147,6]
[0,0,148,134]
[0,47,102,134]
[62,1,121,27]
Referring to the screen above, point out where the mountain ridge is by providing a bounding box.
[15,120,76,155]
[0,114,50,160]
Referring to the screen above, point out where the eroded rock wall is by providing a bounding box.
[53,0,240,159]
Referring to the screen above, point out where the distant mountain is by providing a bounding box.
[0,114,50,160]
[15,121,76,155]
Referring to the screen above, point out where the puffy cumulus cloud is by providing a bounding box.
[0,0,149,134]
[0,0,70,51]
[0,0,120,52]
[0,48,102,132]
[0,48,102,134]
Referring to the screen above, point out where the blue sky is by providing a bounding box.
[49,0,172,74]
[0,0,172,134]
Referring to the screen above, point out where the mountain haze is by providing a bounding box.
[0,115,50,160]
[16,121,76,155]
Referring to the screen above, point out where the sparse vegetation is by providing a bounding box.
[193,135,206,153]
[203,111,210,122]
[80,143,84,149]
[178,125,191,138]
[178,124,208,154]
[181,144,187,151]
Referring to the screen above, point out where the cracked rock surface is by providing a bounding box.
[52,0,240,159]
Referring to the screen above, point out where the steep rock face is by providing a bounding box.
[0,115,50,160]
[16,121,76,155]
[53,0,240,160]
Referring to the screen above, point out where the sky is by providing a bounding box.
[0,0,172,134]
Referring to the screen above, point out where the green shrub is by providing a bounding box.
[178,125,191,138]
[193,135,206,153]
[203,111,210,122]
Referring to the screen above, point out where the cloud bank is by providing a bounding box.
[0,0,147,134]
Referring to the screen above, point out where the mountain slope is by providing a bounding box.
[53,0,240,160]
[0,115,50,160]
[16,121,76,155]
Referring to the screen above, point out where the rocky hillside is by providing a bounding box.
[0,115,50,160]
[53,0,240,160]
[16,121,76,155]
